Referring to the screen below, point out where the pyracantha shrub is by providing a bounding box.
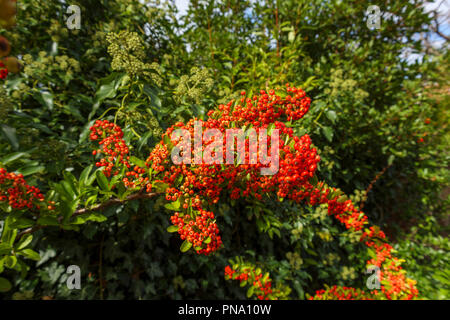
[81,85,419,299]
[0,85,420,299]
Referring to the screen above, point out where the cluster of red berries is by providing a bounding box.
[90,85,418,299]
[309,286,372,300]
[142,85,316,255]
[0,61,8,79]
[225,266,275,300]
[0,168,44,210]
[90,119,131,177]
[170,210,222,255]
[123,165,148,189]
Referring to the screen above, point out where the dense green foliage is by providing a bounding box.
[0,0,448,299]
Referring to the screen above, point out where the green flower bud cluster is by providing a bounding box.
[286,252,303,270]
[322,253,340,266]
[172,67,214,105]
[22,52,80,80]
[106,31,162,85]
[317,229,333,242]
[10,82,30,101]
[324,68,368,100]
[340,266,357,281]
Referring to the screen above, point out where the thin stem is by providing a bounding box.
[15,192,160,240]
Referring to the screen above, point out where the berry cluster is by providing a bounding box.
[0,168,44,210]
[309,286,372,300]
[225,265,281,300]
[143,85,315,255]
[90,85,418,299]
[90,119,131,177]
[170,210,222,255]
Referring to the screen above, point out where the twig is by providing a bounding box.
[360,163,393,210]
[15,192,160,240]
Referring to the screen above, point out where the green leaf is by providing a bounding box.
[64,171,79,196]
[9,217,34,229]
[326,110,337,123]
[167,225,179,233]
[0,243,12,255]
[152,181,168,193]
[79,164,93,188]
[16,234,33,251]
[388,154,395,166]
[17,165,45,176]
[61,180,77,200]
[0,152,28,165]
[95,82,116,101]
[0,277,12,292]
[41,91,54,111]
[1,216,17,246]
[164,199,180,211]
[180,240,192,253]
[247,286,255,298]
[143,85,161,108]
[0,124,19,150]
[5,255,17,268]
[71,212,107,224]
[19,249,41,261]
[203,237,211,244]
[129,156,146,168]
[96,170,110,191]
[322,126,333,142]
